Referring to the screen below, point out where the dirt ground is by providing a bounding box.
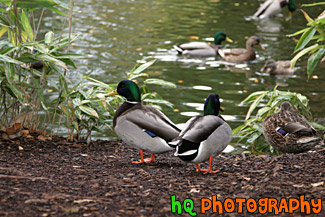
[0,135,324,217]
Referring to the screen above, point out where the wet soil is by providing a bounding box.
[0,136,324,216]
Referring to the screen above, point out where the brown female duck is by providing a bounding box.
[261,59,294,75]
[218,36,264,63]
[263,101,321,153]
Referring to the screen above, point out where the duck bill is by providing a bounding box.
[220,106,225,112]
[258,43,265,50]
[226,37,233,43]
[108,89,118,96]
[289,11,293,17]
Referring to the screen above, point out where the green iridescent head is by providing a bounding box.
[204,94,223,116]
[116,80,141,102]
[213,32,233,45]
[288,0,296,13]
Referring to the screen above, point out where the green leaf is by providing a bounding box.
[0,54,25,65]
[256,106,271,118]
[16,0,56,9]
[241,91,267,103]
[20,9,33,41]
[302,2,325,7]
[59,74,68,95]
[310,121,325,130]
[79,105,99,118]
[50,34,80,52]
[5,63,26,102]
[291,44,320,69]
[52,0,70,10]
[0,8,7,13]
[245,92,267,120]
[17,53,38,62]
[45,31,54,44]
[307,48,325,78]
[54,53,85,59]
[31,77,47,110]
[0,14,10,26]
[247,132,261,144]
[296,93,308,106]
[301,10,314,23]
[294,27,316,52]
[0,26,8,38]
[130,59,156,75]
[0,47,17,55]
[144,78,176,88]
[34,44,49,54]
[8,29,18,46]
[82,76,113,89]
[128,73,148,80]
[232,124,247,136]
[252,123,263,134]
[287,27,311,37]
[60,58,77,69]
[48,6,68,16]
[38,53,67,69]
[73,98,81,106]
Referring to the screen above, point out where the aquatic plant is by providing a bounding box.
[0,1,176,142]
[289,2,325,79]
[0,0,81,131]
[58,58,176,141]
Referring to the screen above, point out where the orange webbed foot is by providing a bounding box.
[195,156,221,174]
[132,151,155,164]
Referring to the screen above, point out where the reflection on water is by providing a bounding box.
[41,0,325,148]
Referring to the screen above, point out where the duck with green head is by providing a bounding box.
[172,94,232,174]
[253,0,296,19]
[110,80,181,164]
[263,101,321,153]
[173,32,233,57]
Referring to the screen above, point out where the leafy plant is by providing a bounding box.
[0,1,82,131]
[232,86,324,154]
[55,58,177,141]
[289,3,325,79]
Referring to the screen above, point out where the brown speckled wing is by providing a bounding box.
[263,106,320,153]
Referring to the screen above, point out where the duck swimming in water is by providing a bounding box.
[173,32,233,57]
[253,0,296,19]
[218,36,264,63]
[261,59,294,75]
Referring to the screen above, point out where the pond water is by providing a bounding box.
[45,0,324,149]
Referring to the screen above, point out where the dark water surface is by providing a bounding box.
[45,0,324,148]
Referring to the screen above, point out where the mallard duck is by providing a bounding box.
[110,80,181,164]
[173,32,233,57]
[260,59,294,74]
[263,101,321,153]
[172,94,232,174]
[253,0,296,19]
[218,36,264,63]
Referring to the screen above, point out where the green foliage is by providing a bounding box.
[232,86,322,155]
[0,1,81,129]
[55,58,176,141]
[0,2,175,142]
[289,5,325,79]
